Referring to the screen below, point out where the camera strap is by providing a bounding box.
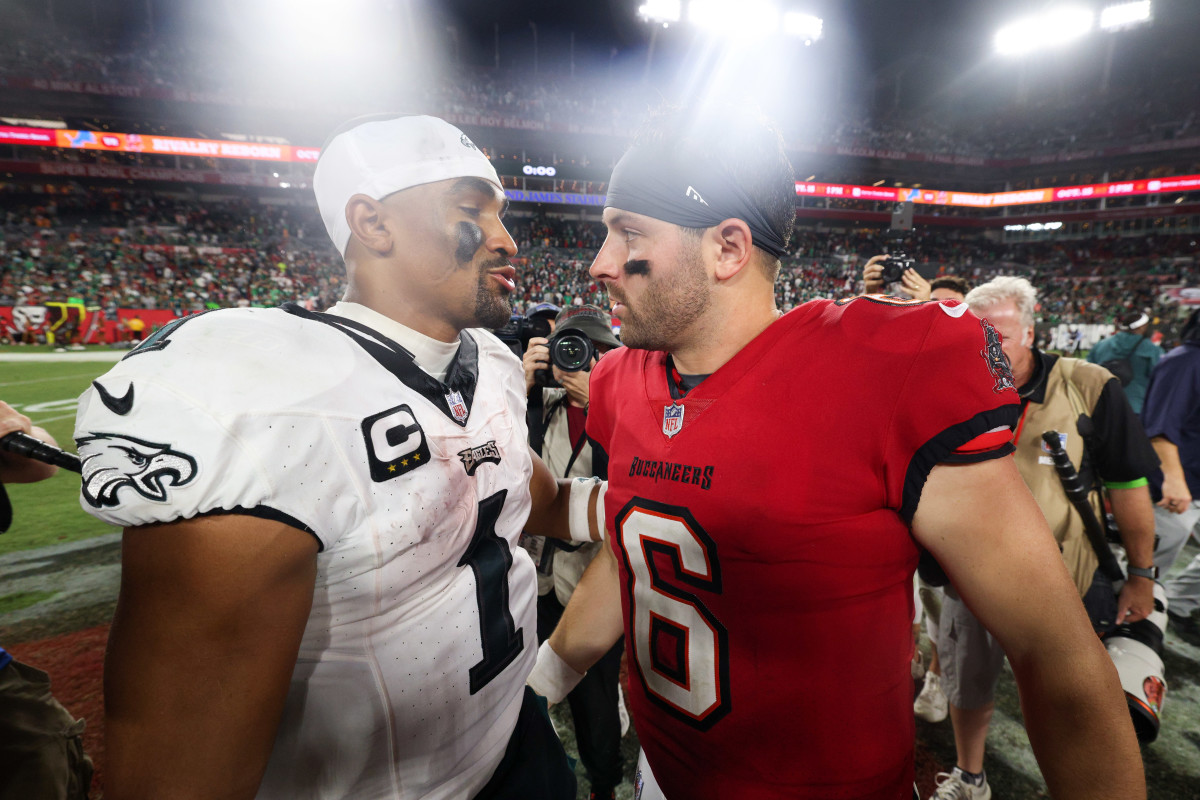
[527,388,548,457]
[562,426,589,478]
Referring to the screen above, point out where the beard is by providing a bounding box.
[615,241,710,351]
[471,258,515,330]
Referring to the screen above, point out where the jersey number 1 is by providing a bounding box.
[458,490,524,695]
[617,499,731,730]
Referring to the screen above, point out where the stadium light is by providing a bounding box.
[1099,1,1152,31]
[689,0,782,34]
[995,7,1094,56]
[783,12,823,43]
[638,0,681,24]
[641,0,822,39]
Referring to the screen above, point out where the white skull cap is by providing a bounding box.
[314,114,501,256]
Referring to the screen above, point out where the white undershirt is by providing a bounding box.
[327,301,461,382]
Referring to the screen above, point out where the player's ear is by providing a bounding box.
[712,219,754,281]
[345,194,394,256]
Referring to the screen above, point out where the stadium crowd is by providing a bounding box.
[2,190,1196,338]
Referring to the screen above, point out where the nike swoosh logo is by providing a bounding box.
[93,380,134,415]
[939,301,970,318]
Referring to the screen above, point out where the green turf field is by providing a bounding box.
[1,354,121,554]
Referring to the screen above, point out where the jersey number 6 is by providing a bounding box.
[617,498,731,730]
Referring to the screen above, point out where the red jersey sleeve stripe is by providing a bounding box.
[953,426,1015,456]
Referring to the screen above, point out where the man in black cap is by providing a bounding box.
[522,305,624,800]
[530,107,1145,800]
[1088,310,1163,413]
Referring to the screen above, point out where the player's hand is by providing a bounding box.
[0,401,57,483]
[900,268,932,302]
[1157,473,1193,514]
[554,361,593,408]
[1117,575,1154,625]
[862,255,889,294]
[522,337,550,393]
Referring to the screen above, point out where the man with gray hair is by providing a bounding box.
[928,275,1159,800]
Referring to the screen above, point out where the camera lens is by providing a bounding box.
[549,332,594,372]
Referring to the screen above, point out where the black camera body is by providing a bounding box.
[878,252,916,284]
[530,328,597,388]
[494,314,552,359]
[547,328,596,373]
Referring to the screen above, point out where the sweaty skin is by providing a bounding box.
[456,221,486,264]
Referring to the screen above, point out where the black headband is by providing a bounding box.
[605,144,789,259]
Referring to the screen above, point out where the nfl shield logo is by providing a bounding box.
[446,390,469,424]
[662,403,685,438]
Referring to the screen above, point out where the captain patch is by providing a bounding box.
[362,404,430,481]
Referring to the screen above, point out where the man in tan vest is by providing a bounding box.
[927,276,1158,800]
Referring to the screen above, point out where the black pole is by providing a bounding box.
[0,432,82,473]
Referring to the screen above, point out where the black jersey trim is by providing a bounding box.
[899,403,1020,524]
[121,309,219,360]
[190,504,324,551]
[281,303,480,427]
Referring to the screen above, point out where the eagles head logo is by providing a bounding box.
[77,433,198,508]
[979,319,1016,393]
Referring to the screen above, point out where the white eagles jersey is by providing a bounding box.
[74,305,539,800]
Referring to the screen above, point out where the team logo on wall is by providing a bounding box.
[458,441,502,475]
[77,433,198,508]
[11,305,47,332]
[362,404,431,481]
[446,390,469,424]
[979,319,1015,393]
[662,403,685,438]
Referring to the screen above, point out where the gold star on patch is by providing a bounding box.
[413,453,421,461]
[400,459,409,467]
[388,464,396,472]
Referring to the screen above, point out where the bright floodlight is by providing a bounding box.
[995,7,1094,56]
[1100,1,1152,31]
[688,0,780,34]
[783,12,823,41]
[638,0,681,24]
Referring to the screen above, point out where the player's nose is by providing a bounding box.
[589,234,622,282]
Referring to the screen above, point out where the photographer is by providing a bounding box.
[522,305,625,800]
[862,253,933,301]
[0,402,94,800]
[926,277,1158,800]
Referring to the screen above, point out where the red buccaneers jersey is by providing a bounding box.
[587,297,1019,800]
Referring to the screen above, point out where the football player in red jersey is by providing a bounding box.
[528,108,1145,800]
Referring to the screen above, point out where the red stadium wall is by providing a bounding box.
[0,306,185,344]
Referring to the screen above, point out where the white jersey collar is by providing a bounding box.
[327,301,460,381]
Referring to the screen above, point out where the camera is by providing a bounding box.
[548,328,596,373]
[493,313,552,359]
[1104,582,1168,743]
[878,252,916,284]
[530,328,598,388]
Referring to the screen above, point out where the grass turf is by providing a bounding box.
[1,358,121,554]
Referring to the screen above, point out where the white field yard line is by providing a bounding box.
[0,353,124,363]
[0,371,103,389]
[27,411,81,426]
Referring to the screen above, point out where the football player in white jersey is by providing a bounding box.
[77,115,603,800]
